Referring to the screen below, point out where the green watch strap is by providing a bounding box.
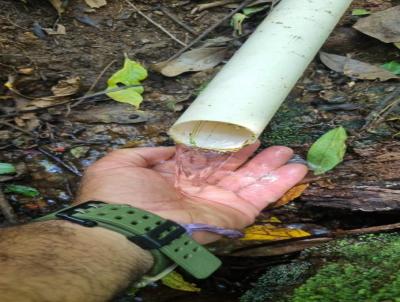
[35,201,221,279]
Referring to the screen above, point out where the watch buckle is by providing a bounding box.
[128,220,186,250]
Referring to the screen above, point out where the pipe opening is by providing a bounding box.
[169,121,255,152]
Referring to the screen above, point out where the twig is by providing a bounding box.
[124,0,187,47]
[0,187,18,224]
[334,222,400,237]
[38,147,82,177]
[0,84,144,119]
[167,0,255,62]
[158,5,198,35]
[85,60,116,95]
[362,86,400,132]
[0,121,82,177]
[0,120,35,137]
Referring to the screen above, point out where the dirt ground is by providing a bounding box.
[1,0,400,301]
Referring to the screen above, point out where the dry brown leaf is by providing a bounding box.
[153,47,227,77]
[353,6,400,43]
[271,183,309,208]
[320,52,399,81]
[85,0,107,8]
[43,24,66,35]
[48,0,65,14]
[18,68,34,75]
[51,76,80,96]
[241,224,310,241]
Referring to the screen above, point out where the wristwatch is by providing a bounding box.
[35,201,221,283]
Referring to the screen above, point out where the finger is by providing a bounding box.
[218,146,294,191]
[237,163,308,210]
[206,141,260,184]
[93,147,176,169]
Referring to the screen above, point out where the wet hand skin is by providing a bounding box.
[78,142,307,244]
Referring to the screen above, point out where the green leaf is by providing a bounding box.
[307,126,347,175]
[231,13,247,35]
[161,271,201,292]
[4,185,40,197]
[0,163,16,175]
[243,5,269,16]
[106,57,148,108]
[352,8,370,16]
[381,61,400,75]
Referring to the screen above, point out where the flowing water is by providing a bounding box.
[174,144,234,194]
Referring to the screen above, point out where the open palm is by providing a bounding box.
[78,143,307,243]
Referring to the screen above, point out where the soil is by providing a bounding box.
[1,0,400,301]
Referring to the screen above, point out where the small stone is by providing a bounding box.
[305,84,324,92]
[328,95,348,104]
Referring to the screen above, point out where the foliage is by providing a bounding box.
[240,262,311,302]
[106,57,148,108]
[381,61,400,75]
[4,184,39,197]
[351,8,370,16]
[291,233,400,302]
[0,163,16,175]
[231,13,247,35]
[161,271,200,292]
[307,126,347,175]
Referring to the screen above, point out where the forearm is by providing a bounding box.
[0,220,153,302]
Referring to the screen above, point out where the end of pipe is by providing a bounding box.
[169,121,256,152]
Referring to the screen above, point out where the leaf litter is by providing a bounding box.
[153,47,227,77]
[320,52,399,81]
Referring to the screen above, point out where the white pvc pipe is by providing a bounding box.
[169,0,352,152]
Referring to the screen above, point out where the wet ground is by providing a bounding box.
[1,0,400,301]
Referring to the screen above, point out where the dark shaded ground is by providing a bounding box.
[1,0,400,301]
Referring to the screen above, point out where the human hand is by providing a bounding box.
[77,143,307,243]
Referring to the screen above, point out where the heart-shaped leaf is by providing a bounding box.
[307,126,347,175]
[106,57,148,108]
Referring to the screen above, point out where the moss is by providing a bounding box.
[240,262,311,302]
[291,233,400,302]
[260,101,319,146]
[242,234,400,302]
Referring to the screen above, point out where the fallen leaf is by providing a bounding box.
[70,146,90,158]
[106,57,147,108]
[382,61,400,75]
[74,15,100,28]
[85,0,107,8]
[241,224,310,241]
[153,47,227,77]
[320,52,399,81]
[271,184,309,208]
[51,76,80,96]
[261,216,282,223]
[48,0,65,14]
[351,8,370,16]
[43,24,66,35]
[0,163,16,175]
[353,6,400,43]
[243,4,269,16]
[161,271,201,292]
[18,68,34,75]
[4,184,39,197]
[394,42,400,49]
[307,126,347,175]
